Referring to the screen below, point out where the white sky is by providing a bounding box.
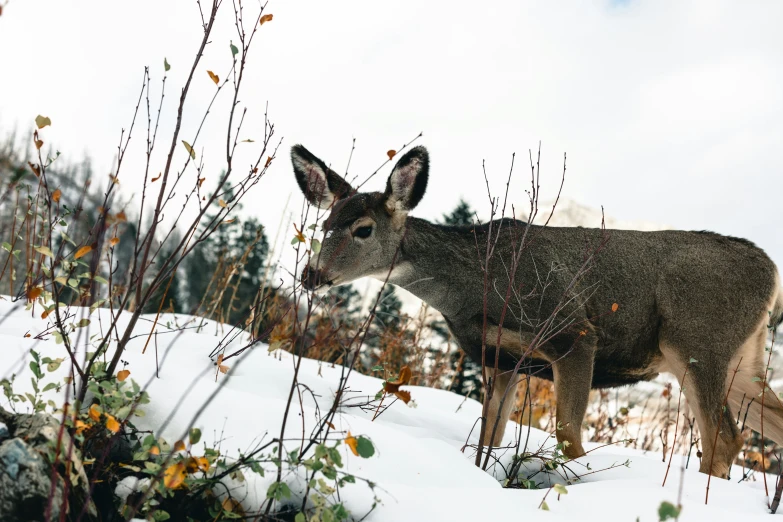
[2,0,782,273]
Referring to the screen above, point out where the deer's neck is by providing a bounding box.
[380,217,468,317]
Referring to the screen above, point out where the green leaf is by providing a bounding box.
[230,42,239,56]
[29,361,43,379]
[295,513,306,522]
[266,481,291,501]
[540,501,549,511]
[90,299,106,314]
[93,275,109,285]
[371,365,384,372]
[1,242,10,252]
[46,358,63,372]
[327,447,343,468]
[35,246,54,258]
[356,436,375,458]
[164,57,171,71]
[553,483,568,495]
[75,318,91,328]
[689,357,698,364]
[182,140,196,159]
[189,427,202,445]
[658,501,681,521]
[152,509,171,521]
[311,239,321,254]
[42,382,58,392]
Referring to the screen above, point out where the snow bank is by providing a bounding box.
[0,299,779,521]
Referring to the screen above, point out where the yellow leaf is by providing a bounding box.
[218,199,227,208]
[52,189,61,202]
[109,236,120,246]
[88,404,101,422]
[149,445,160,455]
[611,303,619,313]
[117,369,130,382]
[75,420,90,435]
[174,440,187,452]
[105,415,120,433]
[74,245,93,259]
[35,115,52,129]
[163,462,187,489]
[259,13,273,25]
[182,140,196,159]
[345,432,359,456]
[186,456,210,473]
[207,70,219,84]
[222,498,243,514]
[387,150,396,160]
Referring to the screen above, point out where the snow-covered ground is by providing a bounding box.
[0,298,780,521]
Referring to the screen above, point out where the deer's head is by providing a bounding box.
[291,144,429,293]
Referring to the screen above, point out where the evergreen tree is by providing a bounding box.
[441,198,474,226]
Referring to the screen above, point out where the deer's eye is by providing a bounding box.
[353,226,372,239]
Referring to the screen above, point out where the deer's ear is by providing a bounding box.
[384,145,429,213]
[291,144,354,210]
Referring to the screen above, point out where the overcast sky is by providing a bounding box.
[2,0,782,273]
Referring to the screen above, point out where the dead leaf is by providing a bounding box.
[345,432,359,456]
[28,162,41,177]
[74,245,93,259]
[218,199,227,208]
[198,177,205,188]
[182,140,196,160]
[35,115,52,129]
[222,498,244,515]
[24,333,31,338]
[173,440,187,452]
[117,369,130,382]
[217,354,230,374]
[207,70,219,84]
[115,211,127,222]
[393,390,411,404]
[265,156,273,168]
[163,462,187,489]
[35,139,44,150]
[110,175,120,185]
[611,303,619,313]
[52,189,61,202]
[109,236,120,246]
[105,415,120,433]
[387,150,396,160]
[383,366,412,403]
[41,308,52,319]
[222,218,236,224]
[151,173,161,183]
[293,224,306,243]
[259,13,273,25]
[26,286,42,302]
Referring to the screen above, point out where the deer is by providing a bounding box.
[290,143,783,478]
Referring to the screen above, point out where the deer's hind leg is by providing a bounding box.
[660,342,744,479]
[483,367,519,447]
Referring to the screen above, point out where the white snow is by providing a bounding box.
[0,298,780,521]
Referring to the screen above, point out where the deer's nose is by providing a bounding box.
[301,265,323,291]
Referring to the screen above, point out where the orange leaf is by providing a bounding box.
[26,286,43,302]
[163,462,187,489]
[74,245,93,259]
[35,139,44,150]
[207,70,219,85]
[115,211,127,222]
[88,404,101,422]
[219,364,230,374]
[149,445,161,455]
[344,432,359,456]
[24,333,31,338]
[52,189,61,202]
[117,369,130,382]
[387,150,396,160]
[217,354,224,365]
[151,173,161,182]
[393,390,412,404]
[265,156,273,168]
[198,177,205,187]
[41,308,52,319]
[75,419,90,435]
[105,414,120,433]
[191,456,210,473]
[611,303,619,313]
[109,236,120,246]
[174,440,187,452]
[259,13,273,25]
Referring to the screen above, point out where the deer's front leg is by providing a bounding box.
[551,345,595,459]
[482,367,518,447]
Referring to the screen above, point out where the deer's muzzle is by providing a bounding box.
[301,265,332,292]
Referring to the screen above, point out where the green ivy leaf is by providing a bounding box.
[356,436,375,458]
